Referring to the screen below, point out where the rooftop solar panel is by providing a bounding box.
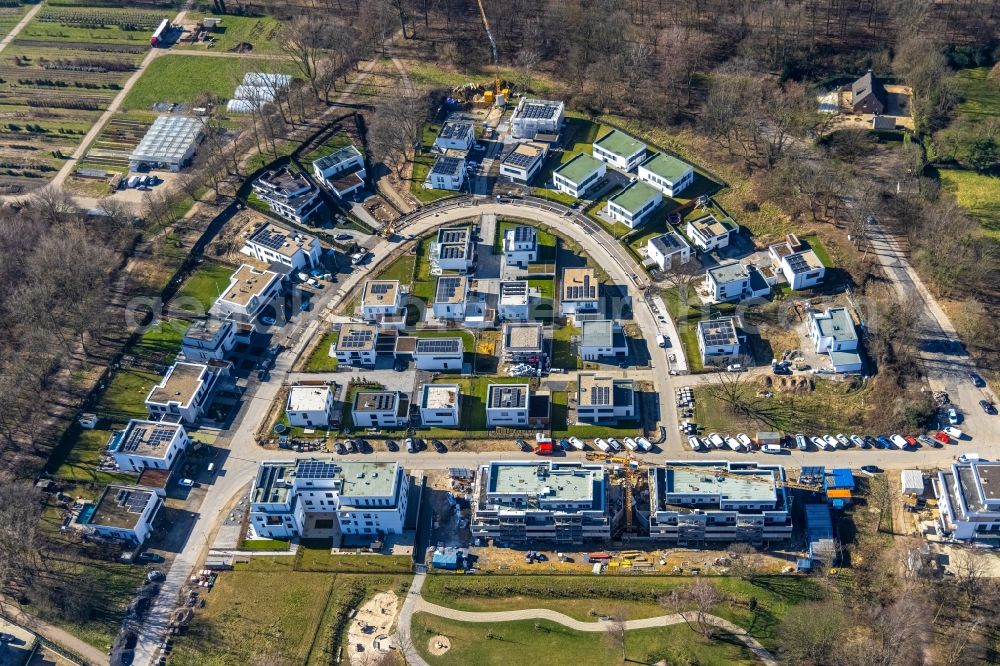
[504,150,537,168]
[296,459,339,480]
[339,327,375,350]
[785,253,810,274]
[431,157,464,177]
[436,276,464,301]
[590,385,611,405]
[512,226,535,243]
[501,281,528,296]
[415,338,462,354]
[519,101,560,119]
[489,385,526,408]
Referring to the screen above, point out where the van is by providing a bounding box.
[127,176,140,188]
[656,335,667,348]
[762,444,782,454]
[207,463,216,473]
[958,453,982,464]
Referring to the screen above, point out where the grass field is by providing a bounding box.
[173,261,234,314]
[400,60,558,95]
[49,427,138,485]
[122,55,295,111]
[302,329,339,372]
[375,252,416,282]
[300,132,355,167]
[953,67,1000,121]
[179,13,285,55]
[938,167,1000,239]
[412,613,759,666]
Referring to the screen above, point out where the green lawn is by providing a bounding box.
[401,61,558,95]
[48,428,139,485]
[551,322,580,370]
[296,540,412,573]
[375,252,416,282]
[677,322,704,373]
[412,613,758,666]
[239,538,291,551]
[173,261,234,314]
[178,13,286,55]
[134,318,191,364]
[96,367,163,422]
[301,132,356,167]
[938,167,1000,239]
[495,219,558,264]
[797,233,833,267]
[410,123,462,203]
[530,187,577,206]
[123,55,296,111]
[303,330,339,372]
[953,67,1000,120]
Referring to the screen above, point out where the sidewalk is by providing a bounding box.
[0,600,107,666]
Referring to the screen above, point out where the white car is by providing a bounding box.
[944,426,965,440]
[836,434,850,448]
[850,435,866,448]
[179,478,194,487]
[822,435,838,450]
[594,438,610,453]
[813,436,829,450]
[890,434,909,449]
[607,437,622,452]
[687,436,702,451]
[708,433,725,449]
[796,434,808,451]
[635,437,653,452]
[568,437,585,450]
[948,408,960,425]
[725,436,742,452]
[736,433,753,449]
[623,437,638,451]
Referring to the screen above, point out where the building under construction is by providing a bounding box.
[647,461,792,546]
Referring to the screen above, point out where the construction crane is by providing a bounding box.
[585,452,643,533]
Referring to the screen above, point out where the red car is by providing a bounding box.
[535,442,554,455]
[904,435,918,447]
[933,432,951,445]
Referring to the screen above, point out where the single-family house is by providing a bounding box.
[434,120,475,152]
[646,231,691,271]
[809,307,862,373]
[510,98,565,139]
[851,71,887,115]
[312,144,366,199]
[560,267,599,316]
[84,486,162,546]
[607,180,662,229]
[934,461,1000,542]
[351,390,410,428]
[592,130,646,171]
[427,156,465,191]
[706,261,770,302]
[210,264,282,322]
[498,280,530,321]
[360,280,406,328]
[431,226,475,272]
[145,360,228,425]
[499,142,548,183]
[768,236,825,290]
[107,420,189,473]
[331,323,377,368]
[638,152,694,197]
[503,225,537,267]
[419,384,461,427]
[433,275,468,320]
[501,322,545,361]
[552,153,605,198]
[411,337,464,371]
[486,384,530,427]
[252,167,324,224]
[286,384,334,428]
[180,317,236,362]
[579,320,628,361]
[242,222,321,270]
[696,317,741,366]
[576,374,635,424]
[686,213,737,252]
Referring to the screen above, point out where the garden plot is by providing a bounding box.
[19,7,168,46]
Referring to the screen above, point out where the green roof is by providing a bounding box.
[609,181,660,214]
[640,152,692,184]
[554,153,604,185]
[594,130,645,158]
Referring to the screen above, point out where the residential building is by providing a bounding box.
[576,373,635,424]
[501,322,544,361]
[411,337,464,371]
[646,231,691,271]
[768,236,825,290]
[471,461,610,544]
[686,213,737,252]
[463,279,495,329]
[252,167,324,224]
[503,225,537,267]
[330,323,377,368]
[128,115,203,172]
[249,459,408,539]
[606,180,662,229]
[499,142,547,183]
[210,264,281,322]
[84,485,162,546]
[809,307,862,373]
[706,261,770,302]
[560,267,599,316]
[579,320,627,361]
[360,280,406,328]
[638,152,694,197]
[648,461,793,545]
[934,461,1000,542]
[145,360,227,425]
[432,275,468,320]
[427,156,465,191]
[431,227,475,272]
[552,153,605,198]
[419,384,461,427]
[286,384,334,428]
[851,70,887,115]
[107,420,189,473]
[312,144,366,199]
[486,384,529,427]
[242,222,321,270]
[592,130,646,171]
[352,391,410,428]
[180,317,236,362]
[697,318,741,366]
[510,98,565,139]
[434,119,475,152]
[498,280,530,321]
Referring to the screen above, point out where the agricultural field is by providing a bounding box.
[0,3,28,36]
[68,115,151,189]
[19,7,169,46]
[177,12,284,55]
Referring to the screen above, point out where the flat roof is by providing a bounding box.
[256,166,313,197]
[438,120,474,140]
[503,322,543,352]
[435,275,467,304]
[252,461,295,504]
[812,307,857,343]
[698,317,739,346]
[503,142,547,169]
[640,152,692,183]
[486,461,600,505]
[499,280,529,306]
[248,223,318,259]
[688,213,736,239]
[430,155,464,177]
[414,337,462,355]
[147,361,208,407]
[313,144,361,172]
[111,420,183,459]
[183,317,232,342]
[130,115,202,164]
[578,373,632,407]
[422,384,460,410]
[514,98,563,120]
[581,319,614,348]
[89,486,156,530]
[335,323,377,352]
[554,152,603,184]
[353,391,407,415]
[487,383,528,409]
[562,267,597,301]
[338,461,399,498]
[663,464,778,502]
[649,231,689,256]
[609,180,660,214]
[707,261,748,284]
[362,280,400,307]
[219,264,280,307]
[784,249,825,274]
[504,225,536,246]
[595,129,645,157]
[287,385,331,412]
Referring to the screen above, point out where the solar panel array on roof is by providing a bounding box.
[295,459,339,480]
[339,327,375,350]
[699,319,738,346]
[415,338,462,354]
[590,385,611,406]
[489,385,525,408]
[520,101,560,119]
[371,283,392,294]
[512,226,534,243]
[504,150,538,169]
[116,488,152,513]
[565,275,596,300]
[438,228,468,243]
[785,253,811,274]
[356,392,397,411]
[252,226,289,251]
[123,425,174,452]
[431,157,464,177]
[438,120,473,140]
[439,245,466,259]
[501,281,527,297]
[436,276,464,301]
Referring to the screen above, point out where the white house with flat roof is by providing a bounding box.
[646,231,691,271]
[576,373,635,424]
[510,98,565,139]
[331,323,377,367]
[145,360,227,425]
[431,227,475,272]
[84,486,162,546]
[312,144,366,199]
[768,237,825,290]
[242,222,321,270]
[502,322,544,361]
[592,130,646,171]
[410,337,464,370]
[638,152,694,197]
[579,320,627,361]
[486,384,529,427]
[499,142,547,183]
[419,384,461,427]
[648,461,792,544]
[498,280,530,321]
[607,180,662,229]
[686,213,737,251]
[181,317,236,362]
[252,167,324,224]
[360,280,405,327]
[434,120,475,152]
[706,261,770,302]
[934,461,1000,542]
[697,317,741,366]
[286,384,334,428]
[352,391,409,428]
[250,459,408,539]
[471,460,610,544]
[433,275,469,320]
[210,264,282,322]
[560,267,599,316]
[552,153,605,198]
[427,156,465,191]
[107,420,189,472]
[129,115,203,172]
[809,307,862,373]
[503,225,537,267]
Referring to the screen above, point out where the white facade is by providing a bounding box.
[352,391,409,428]
[637,152,695,197]
[145,361,226,425]
[686,213,736,252]
[486,384,529,427]
[579,320,627,361]
[560,268,599,316]
[210,264,282,322]
[360,280,405,324]
[606,181,662,229]
[646,232,691,271]
[312,145,366,199]
[697,318,741,365]
[768,241,826,290]
[498,280,530,321]
[286,384,334,428]
[433,120,475,152]
[809,307,862,373]
[433,275,468,320]
[412,337,464,371]
[180,317,237,362]
[250,460,408,540]
[499,142,547,183]
[86,486,162,546]
[592,130,647,171]
[242,223,322,271]
[428,156,465,191]
[252,167,324,224]
[331,323,378,368]
[431,227,475,272]
[108,420,189,472]
[510,98,565,139]
[934,462,1000,542]
[419,384,461,427]
[502,225,538,267]
[552,153,605,198]
[576,374,635,424]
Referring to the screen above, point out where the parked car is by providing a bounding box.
[568,437,586,450]
[933,431,951,445]
[335,233,353,240]
[850,435,866,448]
[178,478,194,487]
[970,372,986,387]
[980,400,998,415]
[607,437,622,452]
[861,465,882,474]
[687,435,702,451]
[958,453,983,463]
[346,440,357,453]
[334,442,346,455]
[890,434,909,449]
[795,434,808,451]
[708,433,725,448]
[432,439,447,453]
[810,436,825,450]
[947,407,960,425]
[918,435,939,448]
[944,426,965,440]
[725,436,742,452]
[836,434,850,448]
[386,440,399,452]
[558,438,572,451]
[635,436,653,452]
[622,437,638,451]
[904,435,918,447]
[824,435,839,450]
[736,433,753,449]
[138,552,162,563]
[726,364,744,372]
